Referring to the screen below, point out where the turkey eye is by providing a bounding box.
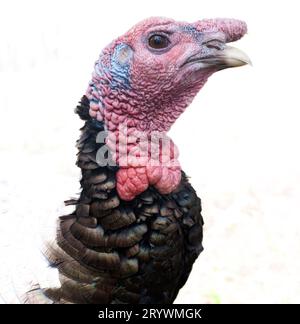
[148,34,170,49]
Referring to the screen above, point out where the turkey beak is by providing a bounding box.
[214,45,252,69]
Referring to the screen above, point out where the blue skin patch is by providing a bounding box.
[181,25,204,42]
[180,25,225,58]
[110,43,133,90]
[90,44,133,113]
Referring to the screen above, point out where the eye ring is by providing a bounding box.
[148,34,170,49]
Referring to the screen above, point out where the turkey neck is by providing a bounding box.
[85,73,182,201]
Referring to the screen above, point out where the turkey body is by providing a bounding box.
[32,97,203,304]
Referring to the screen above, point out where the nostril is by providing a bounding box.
[203,40,224,51]
[206,44,221,50]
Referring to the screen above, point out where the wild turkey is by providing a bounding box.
[25,17,250,304]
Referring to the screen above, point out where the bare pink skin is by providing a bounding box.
[86,17,247,200]
[105,127,181,200]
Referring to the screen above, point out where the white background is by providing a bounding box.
[0,0,300,303]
